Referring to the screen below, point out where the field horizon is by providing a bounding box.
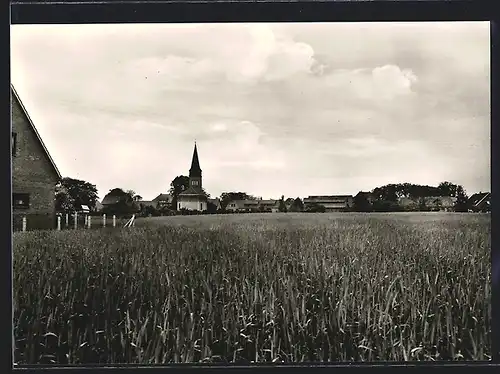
[13,212,491,364]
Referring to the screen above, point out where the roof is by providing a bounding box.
[189,142,202,177]
[304,195,353,203]
[227,199,278,209]
[468,192,490,206]
[179,186,206,196]
[398,196,457,207]
[11,84,62,180]
[259,199,277,205]
[153,193,172,202]
[137,200,156,207]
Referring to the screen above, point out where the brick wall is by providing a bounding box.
[11,93,59,229]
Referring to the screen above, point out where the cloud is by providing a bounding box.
[10,22,490,198]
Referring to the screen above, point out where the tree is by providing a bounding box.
[289,197,304,212]
[133,195,143,201]
[55,183,75,212]
[454,185,469,212]
[353,192,372,212]
[55,177,98,212]
[169,175,190,210]
[438,181,460,197]
[305,203,326,213]
[220,192,254,210]
[418,197,429,212]
[278,195,287,212]
[207,201,218,214]
[102,188,138,215]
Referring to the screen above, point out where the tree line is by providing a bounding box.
[55,176,476,216]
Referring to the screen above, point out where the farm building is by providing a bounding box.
[398,196,457,212]
[178,143,208,212]
[152,193,172,209]
[11,85,62,230]
[303,195,354,212]
[226,199,278,213]
[468,192,491,212]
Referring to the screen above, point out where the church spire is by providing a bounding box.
[189,142,201,178]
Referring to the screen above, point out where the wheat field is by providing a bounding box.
[12,212,491,364]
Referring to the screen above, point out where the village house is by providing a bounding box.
[11,85,62,230]
[152,193,172,209]
[398,196,457,212]
[468,192,491,212]
[225,199,259,213]
[303,195,354,212]
[178,143,208,212]
[225,199,278,213]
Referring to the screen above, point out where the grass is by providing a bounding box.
[12,212,491,364]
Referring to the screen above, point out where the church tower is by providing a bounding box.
[189,142,202,190]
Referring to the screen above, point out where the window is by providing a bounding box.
[192,180,199,186]
[200,203,203,210]
[13,193,29,209]
[12,132,17,157]
[178,203,181,210]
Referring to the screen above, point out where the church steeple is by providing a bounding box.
[189,142,202,178]
[188,142,202,191]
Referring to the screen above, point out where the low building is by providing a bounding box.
[226,199,259,213]
[11,85,62,230]
[152,194,172,209]
[398,196,457,212]
[303,195,353,212]
[225,199,279,213]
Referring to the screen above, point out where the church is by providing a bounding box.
[177,143,208,212]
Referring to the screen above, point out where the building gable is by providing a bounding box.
[11,85,61,181]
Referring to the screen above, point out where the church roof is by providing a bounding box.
[179,186,207,197]
[189,143,202,177]
[179,187,207,199]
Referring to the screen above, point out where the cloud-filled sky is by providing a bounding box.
[11,22,490,200]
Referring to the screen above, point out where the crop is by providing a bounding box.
[12,212,491,364]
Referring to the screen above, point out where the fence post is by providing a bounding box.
[88,215,92,229]
[22,216,27,232]
[65,213,69,228]
[103,214,106,227]
[57,216,61,231]
[113,215,116,228]
[74,212,78,230]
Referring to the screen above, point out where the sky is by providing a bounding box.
[11,22,490,201]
